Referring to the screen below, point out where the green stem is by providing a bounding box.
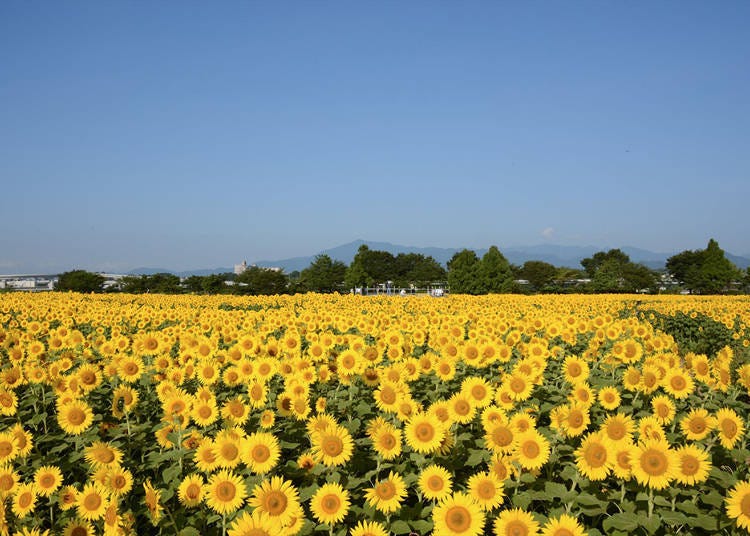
[222,513,227,536]
[648,488,654,518]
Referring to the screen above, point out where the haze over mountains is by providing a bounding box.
[127,240,750,276]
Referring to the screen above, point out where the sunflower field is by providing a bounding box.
[0,292,749,536]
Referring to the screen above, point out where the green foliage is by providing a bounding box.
[521,260,558,290]
[582,249,657,293]
[447,249,482,294]
[235,266,289,295]
[478,246,513,293]
[55,270,105,292]
[666,239,740,294]
[301,255,347,293]
[637,308,735,356]
[121,273,182,294]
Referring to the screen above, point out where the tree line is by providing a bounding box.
[55,239,749,295]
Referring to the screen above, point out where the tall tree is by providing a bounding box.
[520,260,558,290]
[235,266,288,295]
[301,255,347,293]
[666,239,739,294]
[55,270,105,293]
[447,249,482,294]
[479,246,513,293]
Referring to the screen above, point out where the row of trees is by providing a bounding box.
[55,239,748,295]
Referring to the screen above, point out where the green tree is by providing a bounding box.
[520,260,558,291]
[300,255,347,293]
[55,270,105,293]
[183,275,205,293]
[122,273,181,293]
[666,239,739,294]
[447,249,482,294]
[478,246,513,293]
[581,249,630,278]
[235,266,288,295]
[201,274,228,294]
[344,259,370,290]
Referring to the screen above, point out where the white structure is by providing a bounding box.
[234,260,248,275]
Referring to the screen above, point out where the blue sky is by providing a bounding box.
[2,1,748,273]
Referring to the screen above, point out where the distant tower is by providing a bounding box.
[234,260,248,275]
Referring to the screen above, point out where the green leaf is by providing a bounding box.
[640,515,660,534]
[574,492,603,507]
[179,529,201,536]
[677,500,701,515]
[660,511,688,525]
[544,481,569,500]
[162,463,181,485]
[602,513,640,532]
[511,492,532,510]
[390,521,412,535]
[700,490,724,508]
[411,519,433,533]
[687,513,720,531]
[466,449,487,467]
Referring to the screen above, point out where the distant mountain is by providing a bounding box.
[127,267,233,277]
[125,240,750,276]
[254,240,750,272]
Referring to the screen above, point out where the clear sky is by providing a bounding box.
[2,1,748,273]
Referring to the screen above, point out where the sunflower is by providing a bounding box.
[597,386,621,410]
[715,407,745,449]
[205,470,247,515]
[432,492,485,536]
[76,483,108,521]
[600,413,635,445]
[662,369,694,399]
[404,413,445,454]
[541,514,587,536]
[0,466,19,497]
[725,480,750,531]
[111,385,138,418]
[612,442,637,479]
[631,439,676,490]
[84,441,123,469]
[222,396,250,425]
[373,380,403,413]
[58,485,78,511]
[364,472,407,513]
[493,508,539,536]
[419,464,453,501]
[248,380,268,409]
[514,429,550,471]
[194,439,219,473]
[311,424,354,467]
[371,423,402,460]
[143,479,162,525]
[350,520,389,536]
[213,432,243,469]
[562,355,589,385]
[63,519,95,536]
[0,389,17,416]
[674,444,711,486]
[650,395,676,425]
[177,474,204,508]
[560,403,590,438]
[503,371,534,401]
[118,356,145,383]
[466,471,504,511]
[310,482,350,526]
[227,510,281,536]
[575,432,613,481]
[191,398,219,427]
[448,393,477,425]
[242,432,281,474]
[0,432,18,464]
[12,483,37,518]
[259,409,275,428]
[485,419,516,454]
[9,424,32,458]
[679,408,716,441]
[249,476,301,526]
[58,400,94,435]
[462,377,494,408]
[34,465,63,497]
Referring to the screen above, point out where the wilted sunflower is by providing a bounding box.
[143,480,162,525]
[433,492,485,536]
[310,482,350,526]
[364,471,407,513]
